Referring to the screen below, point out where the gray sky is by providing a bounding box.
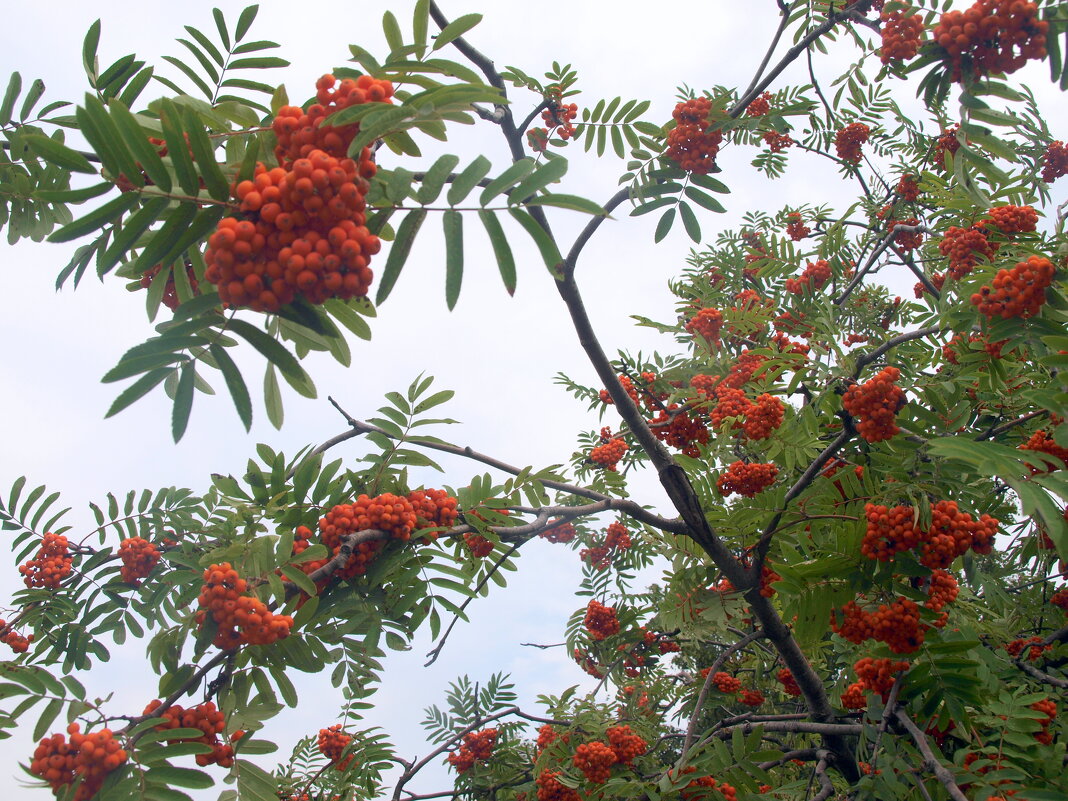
[1,1,1065,798]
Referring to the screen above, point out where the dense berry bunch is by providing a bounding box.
[195,562,293,649]
[30,724,127,801]
[0,619,32,653]
[540,521,577,543]
[861,501,996,567]
[1032,699,1057,744]
[941,333,1006,364]
[678,769,739,801]
[841,682,867,709]
[1019,430,1068,472]
[143,699,234,768]
[318,494,418,577]
[408,488,459,537]
[938,225,996,279]
[666,97,723,174]
[740,688,764,707]
[582,522,632,569]
[933,0,1048,81]
[463,533,494,558]
[447,728,497,773]
[1006,635,1051,661]
[744,394,784,440]
[527,127,549,152]
[842,366,906,442]
[971,256,1056,319]
[709,385,752,429]
[854,657,910,699]
[118,537,161,585]
[590,438,628,470]
[988,204,1038,234]
[763,130,793,152]
[536,769,581,801]
[835,122,870,164]
[880,6,925,64]
[897,174,920,201]
[717,461,779,497]
[139,262,199,311]
[317,724,356,770]
[832,597,926,653]
[935,125,962,168]
[888,218,922,251]
[686,307,724,343]
[785,212,809,241]
[542,102,578,139]
[606,725,647,763]
[777,668,802,696]
[584,600,621,640]
[710,671,742,694]
[924,569,960,624]
[19,532,73,589]
[572,741,616,783]
[1043,141,1068,183]
[650,405,711,457]
[746,92,771,117]
[784,259,831,294]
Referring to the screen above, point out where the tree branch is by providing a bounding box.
[894,709,969,801]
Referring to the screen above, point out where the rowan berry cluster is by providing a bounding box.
[143,699,234,768]
[536,769,580,801]
[1032,698,1057,744]
[744,394,785,441]
[844,333,869,347]
[971,255,1056,320]
[1019,430,1068,473]
[605,725,647,764]
[888,218,922,251]
[717,461,779,497]
[854,657,910,699]
[666,97,723,174]
[938,225,996,280]
[785,212,810,241]
[0,619,32,653]
[708,671,742,694]
[941,333,1006,364]
[925,569,960,626]
[842,366,906,442]
[746,92,771,117]
[542,102,578,139]
[933,0,1048,82]
[572,740,616,783]
[318,493,420,578]
[649,405,711,458]
[139,262,199,311]
[740,688,764,707]
[676,767,738,801]
[195,563,293,649]
[897,174,920,201]
[118,537,161,585]
[527,127,549,153]
[1006,636,1051,661]
[708,385,751,429]
[1053,587,1068,614]
[464,533,494,558]
[581,522,631,570]
[447,728,497,773]
[880,6,925,65]
[30,723,127,801]
[686,307,723,343]
[861,501,998,567]
[540,521,577,544]
[914,272,946,298]
[317,724,356,770]
[777,668,802,696]
[835,122,870,164]
[784,259,831,294]
[832,596,926,653]
[409,488,460,540]
[763,130,793,152]
[1043,141,1068,183]
[19,532,73,589]
[988,204,1038,234]
[590,438,628,470]
[584,600,621,640]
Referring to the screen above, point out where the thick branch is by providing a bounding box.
[895,709,969,801]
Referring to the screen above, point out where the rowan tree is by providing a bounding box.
[1,1,1067,800]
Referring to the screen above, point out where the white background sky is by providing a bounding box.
[1,1,1065,799]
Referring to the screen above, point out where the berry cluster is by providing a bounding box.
[842,366,906,442]
[938,225,996,280]
[572,740,616,783]
[925,569,960,626]
[139,262,199,311]
[934,125,962,168]
[1032,699,1057,744]
[686,307,723,344]
[606,725,647,764]
[408,488,459,540]
[580,522,632,571]
[1053,586,1068,614]
[785,212,810,241]
[881,6,925,65]
[897,174,920,201]
[30,724,127,801]
[20,532,73,589]
[676,767,738,801]
[1043,141,1068,183]
[708,671,742,694]
[464,533,494,558]
[988,204,1038,234]
[854,657,910,700]
[584,600,621,640]
[777,668,802,697]
[195,563,293,649]
[971,255,1056,320]
[763,130,794,152]
[118,537,161,586]
[649,405,710,458]
[447,728,497,773]
[744,394,785,441]
[832,597,926,654]
[716,461,779,497]
[143,699,234,767]
[666,97,723,174]
[740,688,764,707]
[861,501,998,567]
[933,0,1048,82]
[542,102,578,139]
[318,493,419,578]
[0,619,32,653]
[527,127,549,153]
[941,332,1006,365]
[317,724,356,770]
[590,437,628,470]
[784,259,832,294]
[835,122,870,165]
[1006,636,1051,662]
[888,218,923,251]
[746,92,772,117]
[540,521,577,544]
[1020,429,1068,473]
[536,769,580,801]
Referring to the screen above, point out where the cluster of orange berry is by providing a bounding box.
[746,92,772,117]
[542,102,578,140]
[1043,141,1068,183]
[988,204,1038,234]
[649,405,711,458]
[785,212,809,241]
[195,563,293,649]
[584,599,621,640]
[536,769,580,801]
[30,723,127,801]
[887,218,923,251]
[880,5,925,64]
[744,394,785,441]
[861,500,998,567]
[706,670,742,693]
[203,74,392,312]
[20,532,73,589]
[540,521,577,544]
[938,224,996,279]
[143,699,234,767]
[1033,698,1057,744]
[666,97,722,174]
[317,724,356,770]
[717,461,778,498]
[1053,587,1068,614]
[580,521,632,571]
[777,668,802,696]
[833,596,927,654]
[933,0,1047,81]
[590,437,628,471]
[897,174,920,201]
[571,725,646,784]
[686,307,723,344]
[971,255,1056,320]
[1020,429,1068,473]
[447,728,497,773]
[941,332,1006,365]
[835,122,870,164]
[674,766,738,801]
[784,259,831,294]
[139,262,199,311]
[118,537,161,586]
[317,493,419,578]
[763,130,794,152]
[852,657,910,703]
[527,127,549,153]
[1006,636,1051,662]
[842,366,906,442]
[844,333,869,347]
[0,619,32,653]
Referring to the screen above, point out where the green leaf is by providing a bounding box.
[48,192,139,244]
[181,107,231,200]
[508,156,567,204]
[432,13,483,51]
[108,99,172,190]
[77,95,141,184]
[145,766,215,790]
[32,698,63,743]
[477,210,515,295]
[654,206,676,243]
[236,759,279,801]
[161,56,214,100]
[83,20,102,81]
[678,201,701,243]
[382,11,404,53]
[525,193,605,215]
[172,361,195,442]
[280,565,317,597]
[134,204,222,278]
[443,209,463,310]
[413,0,430,54]
[480,159,535,206]
[184,26,225,66]
[227,319,310,386]
[235,6,259,42]
[324,298,373,341]
[96,196,171,277]
[684,185,727,213]
[376,208,428,305]
[22,134,96,174]
[36,183,113,204]
[415,154,460,205]
[105,368,172,418]
[210,344,253,430]
[159,99,199,195]
[228,57,288,70]
[264,364,283,430]
[508,208,561,279]
[446,155,491,206]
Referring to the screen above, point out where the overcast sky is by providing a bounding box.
[1,1,1065,799]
